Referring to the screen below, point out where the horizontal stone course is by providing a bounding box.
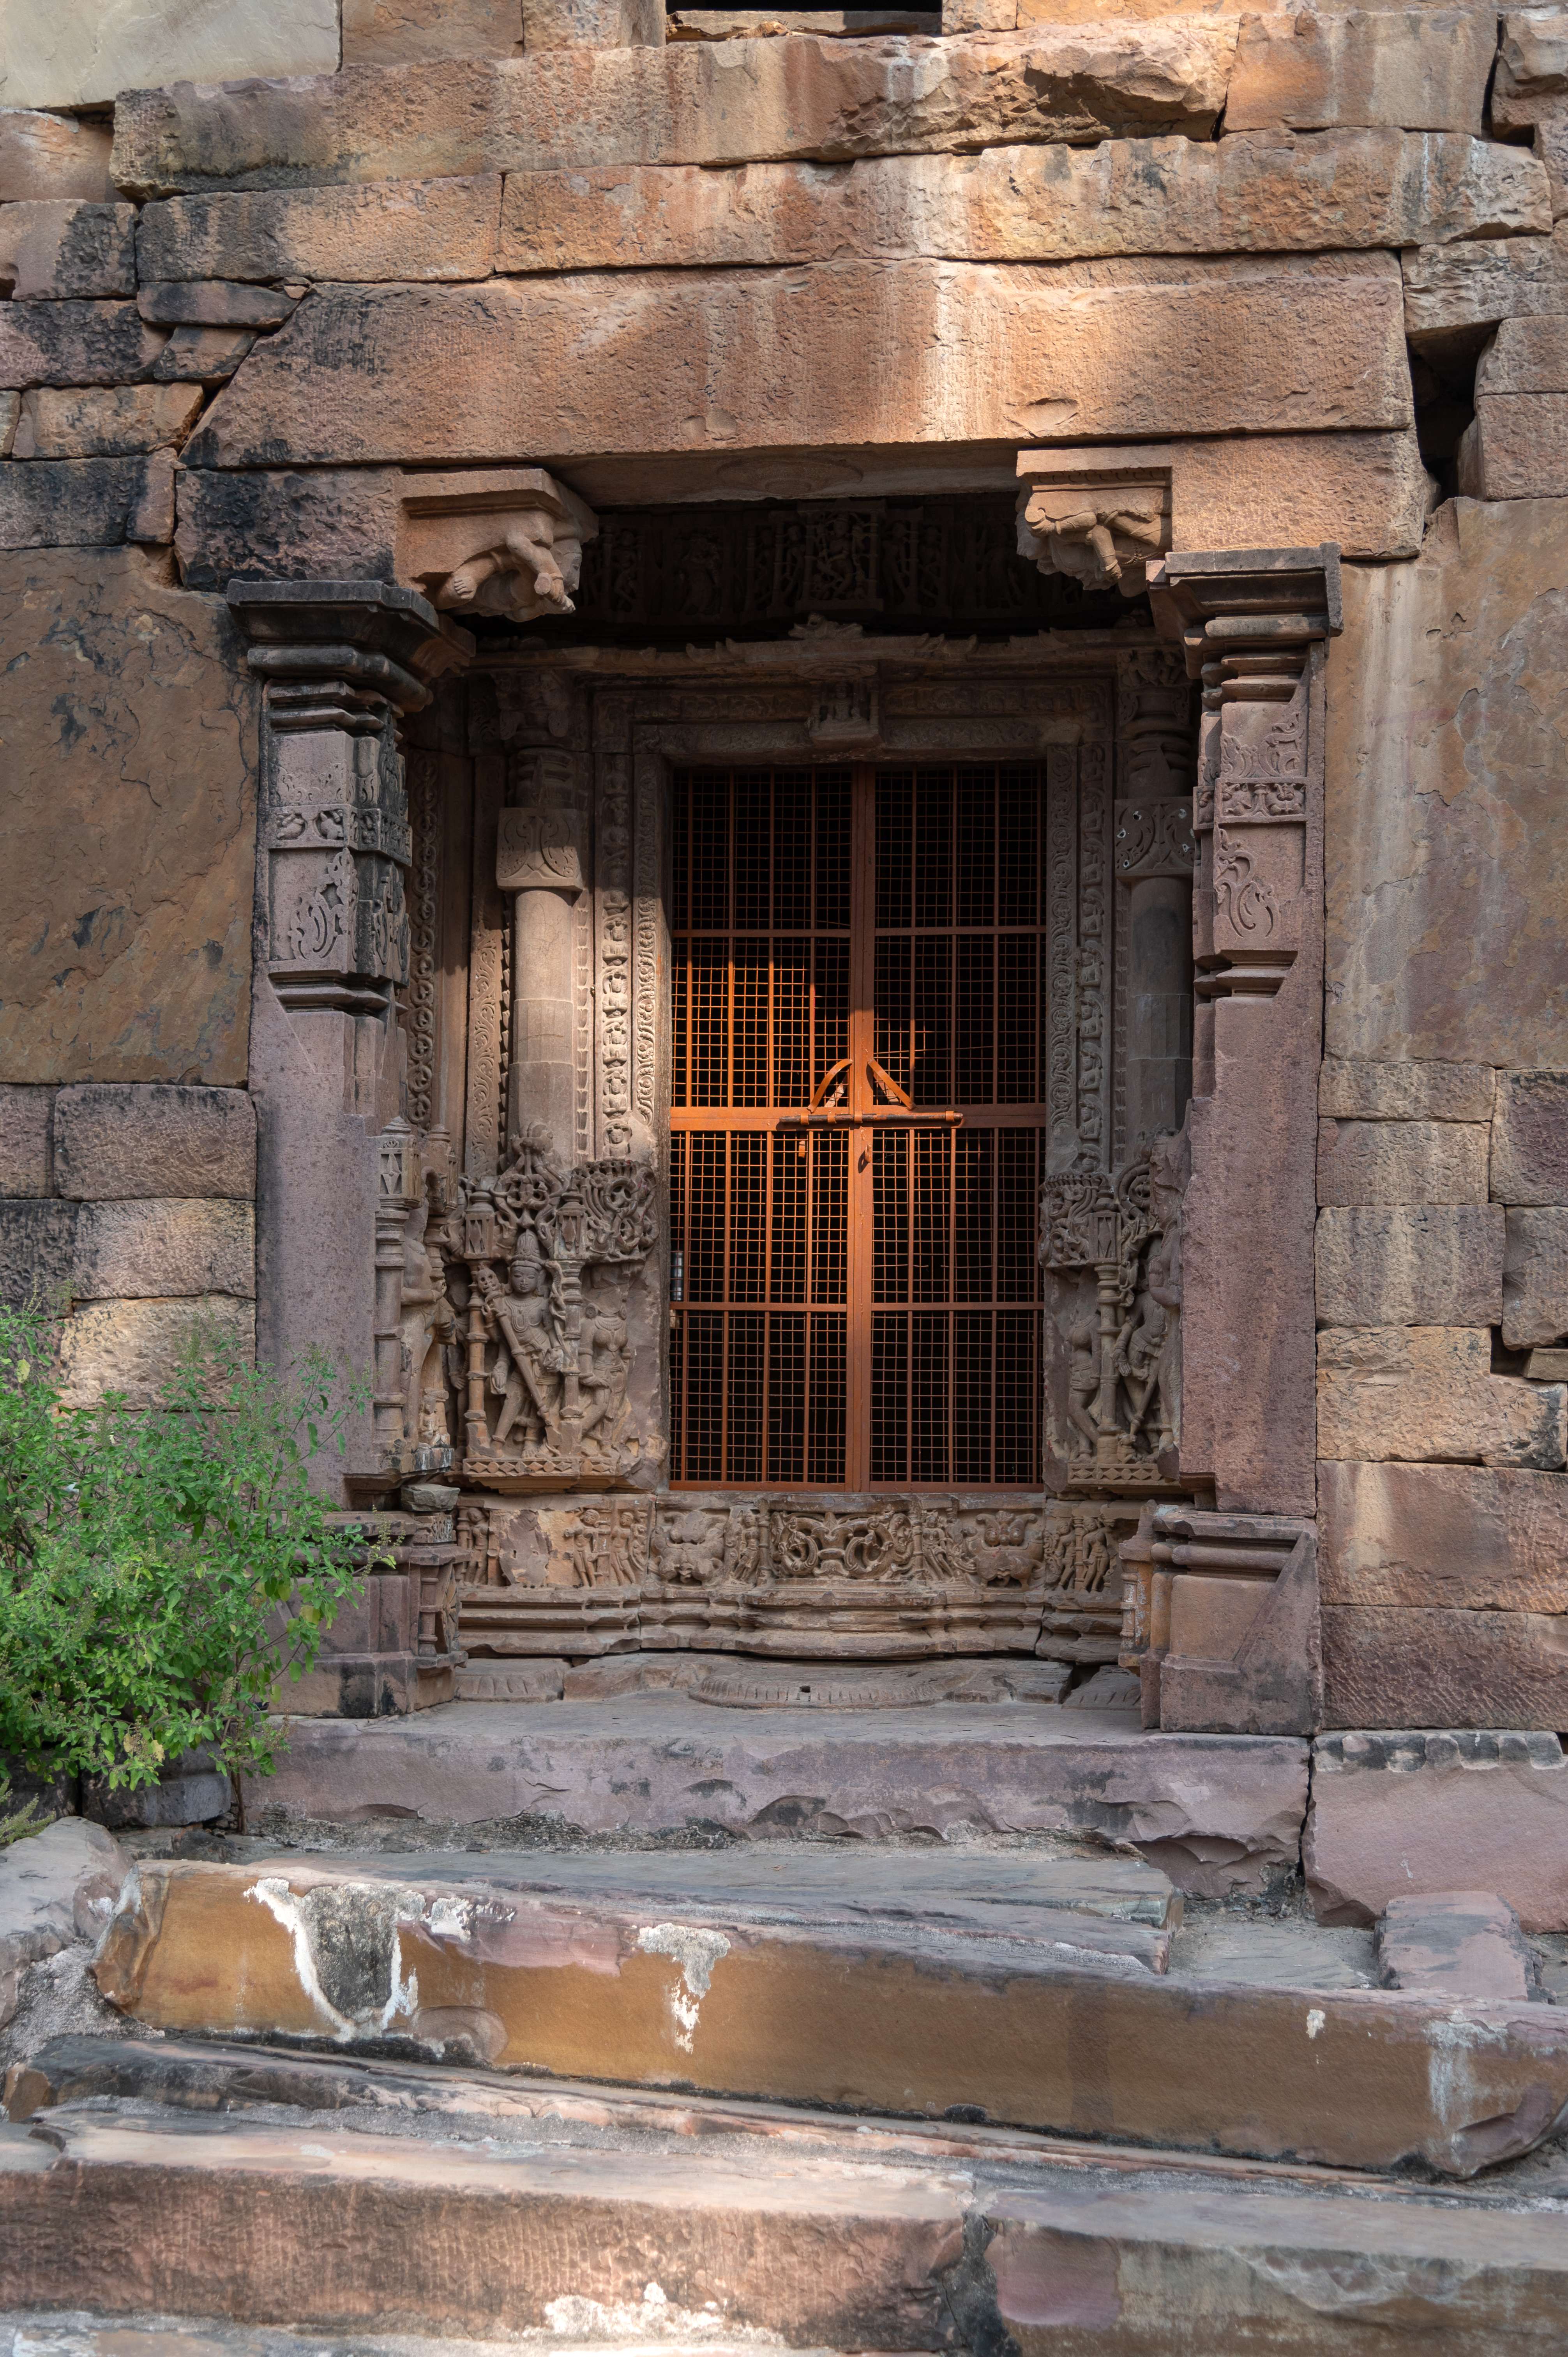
[1317,1324,1568,1467]
[1318,1055,1496,1121]
[0,301,168,390]
[1316,1115,1490,1203]
[1504,1206,1568,1347]
[1492,1068,1568,1202]
[183,262,1411,470]
[1319,1458,1568,1611]
[0,453,176,550]
[0,201,137,301]
[13,385,203,460]
[138,177,505,286]
[1321,1604,1568,1732]
[1315,1203,1503,1326]
[53,1083,256,1201]
[495,132,1548,272]
[110,26,1240,198]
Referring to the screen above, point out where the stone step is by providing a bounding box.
[239,1695,1309,1899]
[5,2041,1568,2352]
[90,1848,1568,2176]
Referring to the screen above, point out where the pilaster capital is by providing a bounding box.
[224,579,475,712]
[1146,545,1343,683]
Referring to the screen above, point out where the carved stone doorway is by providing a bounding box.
[668,759,1049,1492]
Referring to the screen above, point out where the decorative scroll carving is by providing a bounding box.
[399,468,599,626]
[406,751,441,1128]
[1077,743,1110,1161]
[496,804,588,892]
[437,1126,658,1491]
[597,753,634,1156]
[1114,800,1195,880]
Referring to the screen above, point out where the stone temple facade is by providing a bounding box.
[3,0,1568,1922]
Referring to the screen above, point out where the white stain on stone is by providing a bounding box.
[1305,2008,1326,2040]
[636,1921,731,2052]
[245,1876,422,2042]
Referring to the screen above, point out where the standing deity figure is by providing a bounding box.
[480,1231,569,1452]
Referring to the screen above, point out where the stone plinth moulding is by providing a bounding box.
[1147,545,1342,1524]
[228,579,474,1489]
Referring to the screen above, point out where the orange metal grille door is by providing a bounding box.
[670,763,1047,1489]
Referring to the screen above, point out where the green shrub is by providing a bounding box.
[0,1306,374,1793]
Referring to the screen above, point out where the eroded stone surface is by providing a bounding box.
[1406,223,1568,346]
[1321,1459,1568,1611]
[1315,1204,1504,1326]
[1326,500,1568,1070]
[56,1295,256,1407]
[343,0,523,64]
[70,1200,256,1301]
[1376,1890,1534,1999]
[1319,1056,1496,1121]
[111,29,1240,197]
[0,201,136,300]
[0,302,167,389]
[1323,1608,1568,1731]
[0,1087,53,1197]
[0,110,114,204]
[1493,1069,1568,1203]
[239,1697,1309,1897]
[1505,1207,1568,1346]
[0,454,175,549]
[1318,1326,1568,1466]
[1226,6,1497,134]
[496,133,1548,271]
[139,178,504,285]
[0,555,257,1086]
[53,1085,256,1201]
[184,263,1410,469]
[14,385,203,459]
[1317,1117,1490,1205]
[1307,1730,1568,1928]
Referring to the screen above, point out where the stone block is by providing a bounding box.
[0,454,176,549]
[1226,7,1497,134]
[56,1294,255,1408]
[83,1749,231,1830]
[1458,393,1568,497]
[0,1200,80,1308]
[1323,1604,1568,1732]
[1317,1325,1568,1468]
[1404,224,1568,348]
[1327,501,1568,1071]
[0,392,15,455]
[109,27,1241,199]
[1316,1117,1490,1204]
[343,0,524,63]
[1376,1891,1533,1999]
[72,1200,256,1300]
[1504,1206,1568,1346]
[174,466,405,594]
[13,384,203,459]
[1493,1068,1568,1203]
[138,283,299,330]
[0,110,114,204]
[183,263,1410,470]
[496,133,1547,274]
[1315,1204,1504,1326]
[1319,1459,1568,1611]
[0,301,166,390]
[0,1086,53,1196]
[150,324,255,383]
[1318,1057,1496,1121]
[138,178,504,286]
[523,0,665,44]
[1477,314,1568,395]
[0,201,136,300]
[54,1085,256,1201]
[2,0,339,114]
[0,1818,127,1991]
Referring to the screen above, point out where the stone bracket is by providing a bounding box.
[1017,451,1173,598]
[397,468,599,627]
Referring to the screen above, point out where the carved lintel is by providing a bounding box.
[398,468,599,626]
[1016,458,1172,598]
[807,674,879,747]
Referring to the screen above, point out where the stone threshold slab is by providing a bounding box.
[242,1697,1308,1898]
[5,2096,1568,2350]
[91,1853,1568,2175]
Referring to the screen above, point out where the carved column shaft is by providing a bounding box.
[1148,546,1342,1517]
[499,751,588,1166]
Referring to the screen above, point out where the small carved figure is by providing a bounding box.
[1065,1313,1100,1454]
[480,1235,567,1452]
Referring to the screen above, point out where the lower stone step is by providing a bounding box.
[4,2042,1568,2353]
[90,1849,1568,2176]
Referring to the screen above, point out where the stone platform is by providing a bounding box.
[240,1698,1308,1898]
